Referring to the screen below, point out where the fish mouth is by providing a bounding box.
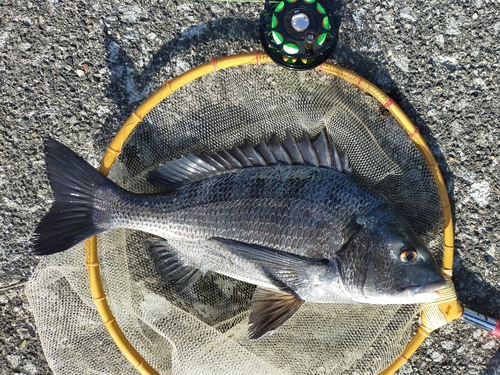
[402,279,447,302]
[361,278,447,304]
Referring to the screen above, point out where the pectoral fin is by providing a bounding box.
[207,237,333,294]
[144,238,203,293]
[207,238,339,339]
[249,287,305,340]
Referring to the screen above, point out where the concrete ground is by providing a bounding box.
[1,0,499,374]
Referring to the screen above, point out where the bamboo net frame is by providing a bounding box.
[82,52,459,375]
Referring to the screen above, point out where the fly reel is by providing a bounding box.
[260,0,339,70]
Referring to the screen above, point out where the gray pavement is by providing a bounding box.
[1,0,499,374]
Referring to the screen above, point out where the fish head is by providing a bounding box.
[339,207,446,304]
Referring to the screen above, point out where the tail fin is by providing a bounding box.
[32,138,113,255]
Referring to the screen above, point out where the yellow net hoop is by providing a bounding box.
[83,52,457,375]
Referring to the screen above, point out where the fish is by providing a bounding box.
[32,131,446,339]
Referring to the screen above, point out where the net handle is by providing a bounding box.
[83,52,456,375]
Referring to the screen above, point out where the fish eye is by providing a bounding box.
[400,248,418,263]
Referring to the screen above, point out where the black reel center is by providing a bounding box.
[260,0,339,70]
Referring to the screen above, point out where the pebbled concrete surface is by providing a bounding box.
[1,0,499,374]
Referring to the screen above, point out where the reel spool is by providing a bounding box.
[260,0,339,70]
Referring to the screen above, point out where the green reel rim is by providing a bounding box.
[260,0,339,70]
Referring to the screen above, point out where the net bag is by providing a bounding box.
[26,53,455,375]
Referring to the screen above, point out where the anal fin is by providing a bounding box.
[249,287,305,340]
[144,237,202,293]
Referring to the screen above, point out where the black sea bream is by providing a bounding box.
[32,132,445,339]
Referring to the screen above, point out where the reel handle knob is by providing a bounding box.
[462,307,500,338]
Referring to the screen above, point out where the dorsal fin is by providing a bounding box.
[297,132,319,167]
[146,130,350,189]
[313,131,332,168]
[267,134,292,165]
[240,141,267,166]
[283,132,304,164]
[256,140,278,165]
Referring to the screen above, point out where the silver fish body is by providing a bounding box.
[33,134,446,339]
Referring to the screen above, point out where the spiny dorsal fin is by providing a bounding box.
[256,140,278,165]
[249,287,305,340]
[297,132,319,167]
[147,130,351,190]
[283,132,304,164]
[266,134,292,165]
[313,131,332,168]
[229,146,254,167]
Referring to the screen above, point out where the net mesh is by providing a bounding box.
[26,63,443,375]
